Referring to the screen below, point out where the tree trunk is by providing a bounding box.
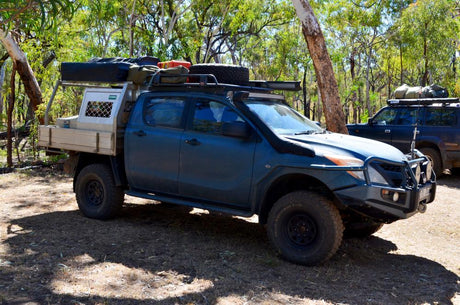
[129,0,137,57]
[302,69,310,118]
[365,47,372,117]
[292,0,347,134]
[453,51,457,79]
[422,31,428,86]
[7,64,16,168]
[316,87,322,122]
[0,60,7,117]
[399,42,403,85]
[387,55,392,99]
[0,29,43,123]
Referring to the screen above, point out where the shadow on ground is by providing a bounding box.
[437,169,460,188]
[1,201,458,304]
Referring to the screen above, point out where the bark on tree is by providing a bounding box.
[292,0,348,134]
[0,29,43,123]
[302,69,310,118]
[129,0,137,57]
[0,60,7,116]
[350,49,358,124]
[7,63,16,168]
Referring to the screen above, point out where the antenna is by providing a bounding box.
[410,102,421,159]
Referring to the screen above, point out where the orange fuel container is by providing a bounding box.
[158,60,191,69]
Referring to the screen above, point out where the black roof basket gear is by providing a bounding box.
[147,72,302,92]
[388,98,460,106]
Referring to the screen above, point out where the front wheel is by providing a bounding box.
[419,147,442,177]
[75,163,124,219]
[267,191,344,266]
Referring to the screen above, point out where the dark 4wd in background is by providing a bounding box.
[347,98,460,176]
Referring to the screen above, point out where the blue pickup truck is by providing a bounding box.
[39,64,436,265]
[347,98,460,176]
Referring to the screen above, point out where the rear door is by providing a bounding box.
[421,107,460,163]
[125,94,188,194]
[178,98,257,207]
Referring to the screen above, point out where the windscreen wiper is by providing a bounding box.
[294,130,316,135]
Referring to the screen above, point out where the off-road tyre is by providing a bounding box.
[267,191,344,266]
[343,221,383,238]
[419,147,442,177]
[189,64,249,86]
[75,163,124,220]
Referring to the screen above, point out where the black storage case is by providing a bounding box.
[61,62,132,82]
[61,57,159,82]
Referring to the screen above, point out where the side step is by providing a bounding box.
[125,189,253,218]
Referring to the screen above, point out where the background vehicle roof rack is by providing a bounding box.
[248,80,301,91]
[387,98,459,106]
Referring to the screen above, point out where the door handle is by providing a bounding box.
[385,129,391,134]
[134,130,146,137]
[185,138,201,146]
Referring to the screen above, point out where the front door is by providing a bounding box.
[390,107,422,153]
[179,99,256,207]
[364,107,397,145]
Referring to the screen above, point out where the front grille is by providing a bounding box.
[370,158,430,189]
[370,161,405,188]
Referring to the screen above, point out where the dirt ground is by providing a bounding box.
[0,167,459,305]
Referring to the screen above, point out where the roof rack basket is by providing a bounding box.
[387,98,459,106]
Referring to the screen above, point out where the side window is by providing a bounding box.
[425,108,457,126]
[143,97,186,128]
[395,108,420,125]
[373,108,398,125]
[192,100,242,134]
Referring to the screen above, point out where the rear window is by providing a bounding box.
[424,108,457,126]
[143,97,186,128]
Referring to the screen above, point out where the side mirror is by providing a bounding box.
[368,118,374,125]
[222,121,251,138]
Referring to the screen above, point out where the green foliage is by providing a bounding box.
[394,0,459,87]
[0,0,459,147]
[0,0,75,31]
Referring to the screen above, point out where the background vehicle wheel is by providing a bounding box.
[343,221,383,238]
[419,147,442,177]
[267,191,343,266]
[189,64,249,86]
[75,164,124,219]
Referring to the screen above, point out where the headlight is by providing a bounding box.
[324,155,365,180]
[368,165,389,185]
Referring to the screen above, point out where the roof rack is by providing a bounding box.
[387,98,459,106]
[147,72,301,92]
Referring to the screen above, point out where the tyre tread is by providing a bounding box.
[75,163,124,220]
[267,191,343,265]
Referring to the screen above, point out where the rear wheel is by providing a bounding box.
[267,191,344,265]
[419,147,442,177]
[75,163,124,219]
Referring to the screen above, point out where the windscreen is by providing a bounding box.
[244,99,323,136]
